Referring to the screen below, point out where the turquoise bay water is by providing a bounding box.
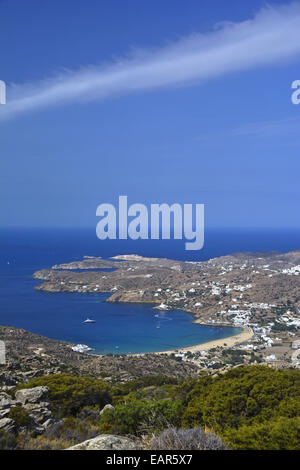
[1,228,299,354]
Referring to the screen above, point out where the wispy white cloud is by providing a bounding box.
[2,2,300,121]
[195,116,300,142]
[228,117,300,137]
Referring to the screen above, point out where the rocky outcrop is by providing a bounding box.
[0,409,10,419]
[15,386,49,404]
[23,402,52,425]
[0,417,17,433]
[14,387,52,429]
[0,392,16,419]
[0,392,14,409]
[0,386,53,433]
[67,434,143,450]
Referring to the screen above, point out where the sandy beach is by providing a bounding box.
[155,326,254,355]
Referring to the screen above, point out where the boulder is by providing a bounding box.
[0,393,15,409]
[0,418,16,433]
[23,401,50,411]
[1,385,16,392]
[31,425,45,435]
[22,401,52,425]
[42,418,55,429]
[99,404,114,416]
[67,434,143,450]
[15,386,49,404]
[28,408,52,425]
[0,409,10,419]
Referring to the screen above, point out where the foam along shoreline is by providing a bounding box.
[154,326,254,355]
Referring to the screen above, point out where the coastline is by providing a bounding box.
[29,248,300,360]
[153,326,254,355]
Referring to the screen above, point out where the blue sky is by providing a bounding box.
[0,0,300,228]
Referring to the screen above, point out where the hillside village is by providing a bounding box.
[33,250,300,370]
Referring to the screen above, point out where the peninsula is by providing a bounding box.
[33,250,300,368]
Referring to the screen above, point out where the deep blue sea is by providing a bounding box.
[0,227,299,354]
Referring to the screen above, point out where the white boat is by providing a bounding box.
[71,344,92,353]
[83,318,96,323]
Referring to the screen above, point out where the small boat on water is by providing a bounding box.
[83,318,96,323]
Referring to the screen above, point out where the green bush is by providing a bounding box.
[99,398,185,436]
[109,400,152,435]
[182,366,300,433]
[151,400,184,428]
[8,406,30,427]
[11,366,300,450]
[16,374,111,418]
[112,376,178,399]
[224,417,300,450]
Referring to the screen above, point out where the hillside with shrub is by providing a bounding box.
[0,366,299,450]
